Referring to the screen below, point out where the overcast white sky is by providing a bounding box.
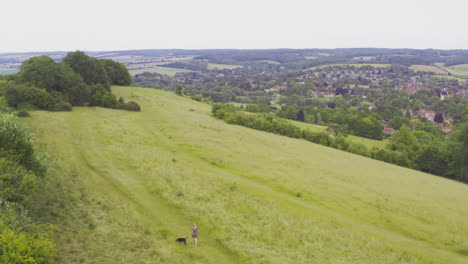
[1,0,467,52]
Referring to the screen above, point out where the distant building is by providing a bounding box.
[384,127,395,135]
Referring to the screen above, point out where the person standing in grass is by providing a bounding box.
[192,223,199,246]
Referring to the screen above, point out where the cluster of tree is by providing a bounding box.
[212,103,467,183]
[377,124,467,182]
[0,51,139,112]
[277,104,384,140]
[0,99,56,263]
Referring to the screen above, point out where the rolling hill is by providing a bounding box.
[23,86,468,264]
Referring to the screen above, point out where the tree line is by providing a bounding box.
[0,99,56,263]
[0,51,140,112]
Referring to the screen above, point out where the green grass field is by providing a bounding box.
[410,65,448,75]
[448,64,468,76]
[129,66,192,76]
[434,63,468,78]
[23,86,468,264]
[207,63,242,70]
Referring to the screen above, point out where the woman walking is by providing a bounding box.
[192,223,199,246]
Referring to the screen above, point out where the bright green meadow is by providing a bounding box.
[434,63,468,78]
[23,86,468,264]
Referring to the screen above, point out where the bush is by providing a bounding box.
[48,101,72,112]
[16,111,30,117]
[4,83,54,110]
[0,228,56,264]
[191,94,203,101]
[118,101,141,111]
[0,96,10,113]
[0,114,34,166]
[0,157,37,203]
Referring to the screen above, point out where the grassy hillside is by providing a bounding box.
[410,65,448,75]
[434,63,468,78]
[23,86,468,264]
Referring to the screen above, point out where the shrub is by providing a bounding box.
[48,101,72,111]
[0,114,34,165]
[191,94,203,101]
[16,111,30,117]
[0,96,10,113]
[0,114,44,174]
[175,85,183,96]
[0,157,37,203]
[118,101,141,111]
[0,228,56,264]
[4,83,54,110]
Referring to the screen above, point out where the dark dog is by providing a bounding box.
[176,237,188,245]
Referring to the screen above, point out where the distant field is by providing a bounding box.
[254,60,280,64]
[164,56,195,61]
[0,68,19,75]
[290,120,387,149]
[410,65,448,75]
[448,64,468,76]
[430,75,467,81]
[305,63,391,71]
[129,66,192,76]
[434,63,468,78]
[207,63,242,70]
[352,56,376,61]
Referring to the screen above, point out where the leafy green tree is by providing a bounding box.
[0,228,56,264]
[0,114,34,168]
[388,126,420,155]
[445,123,468,181]
[415,145,449,176]
[18,56,88,105]
[0,158,37,203]
[175,85,183,96]
[100,59,132,85]
[63,51,110,89]
[3,82,54,109]
[19,56,58,90]
[245,104,260,113]
[434,112,444,123]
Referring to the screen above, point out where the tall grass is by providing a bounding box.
[22,86,468,264]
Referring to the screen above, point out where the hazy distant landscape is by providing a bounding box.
[1,47,467,263]
[2,0,468,261]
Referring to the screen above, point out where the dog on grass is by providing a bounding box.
[176,237,188,245]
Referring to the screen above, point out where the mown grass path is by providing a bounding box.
[24,86,468,264]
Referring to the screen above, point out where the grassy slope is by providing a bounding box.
[434,63,468,78]
[448,64,468,76]
[23,86,468,264]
